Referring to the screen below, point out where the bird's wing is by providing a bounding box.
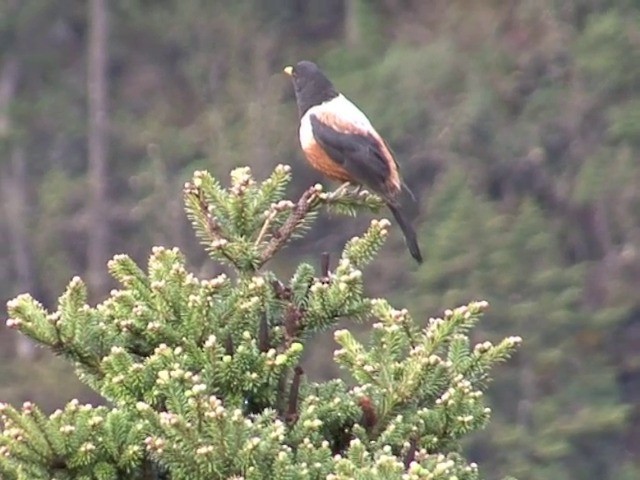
[309,112,398,196]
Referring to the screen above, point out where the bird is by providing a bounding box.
[284,60,422,263]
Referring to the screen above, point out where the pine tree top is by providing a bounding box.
[2,166,521,480]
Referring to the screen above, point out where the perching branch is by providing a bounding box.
[257,186,321,267]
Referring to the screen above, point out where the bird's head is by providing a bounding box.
[284,61,339,116]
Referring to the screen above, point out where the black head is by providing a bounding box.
[284,61,339,117]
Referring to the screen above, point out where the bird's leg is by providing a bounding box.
[333,182,352,196]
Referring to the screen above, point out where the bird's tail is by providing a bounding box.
[387,203,423,264]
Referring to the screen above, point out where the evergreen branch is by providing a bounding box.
[321,188,386,216]
[184,180,240,268]
[257,185,322,267]
[251,164,293,220]
[3,165,522,479]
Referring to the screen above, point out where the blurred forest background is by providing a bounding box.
[1,0,640,479]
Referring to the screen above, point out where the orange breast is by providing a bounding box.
[302,142,353,182]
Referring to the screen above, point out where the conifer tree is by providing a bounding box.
[407,169,634,480]
[1,165,521,480]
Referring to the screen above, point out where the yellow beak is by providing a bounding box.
[283,66,293,76]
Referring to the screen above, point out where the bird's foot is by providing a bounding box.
[333,182,365,197]
[333,182,352,196]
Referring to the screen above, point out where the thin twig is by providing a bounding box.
[270,280,292,301]
[258,311,270,352]
[283,305,303,345]
[286,366,304,424]
[255,209,277,245]
[320,252,330,280]
[224,334,234,355]
[358,396,378,433]
[403,436,418,469]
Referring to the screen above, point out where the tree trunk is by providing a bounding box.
[0,55,38,359]
[87,0,110,298]
[249,32,274,179]
[344,0,362,47]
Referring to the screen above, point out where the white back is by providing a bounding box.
[299,94,375,149]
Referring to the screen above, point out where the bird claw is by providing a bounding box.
[333,182,361,197]
[332,182,351,196]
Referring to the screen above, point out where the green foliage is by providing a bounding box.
[334,300,520,444]
[409,171,629,480]
[4,1,640,479]
[574,11,640,94]
[607,99,640,146]
[2,167,520,479]
[183,166,384,271]
[0,402,146,480]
